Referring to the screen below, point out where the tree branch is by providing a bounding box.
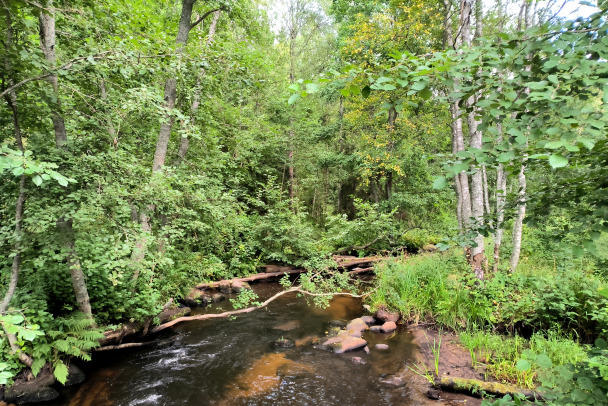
[149,287,371,334]
[0,51,114,100]
[190,8,223,32]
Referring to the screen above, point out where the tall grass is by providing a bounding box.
[459,329,587,388]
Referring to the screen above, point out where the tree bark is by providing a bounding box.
[509,1,531,272]
[99,78,116,141]
[38,0,67,147]
[176,8,222,163]
[493,123,507,272]
[509,155,527,272]
[0,89,25,316]
[464,0,485,280]
[38,1,94,319]
[153,0,198,171]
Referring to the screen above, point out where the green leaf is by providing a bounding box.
[548,154,568,168]
[544,141,564,149]
[306,83,320,93]
[288,93,300,105]
[375,76,393,84]
[419,87,431,100]
[382,84,396,91]
[577,377,594,391]
[433,176,447,189]
[53,362,69,385]
[516,359,531,371]
[32,175,42,187]
[535,354,553,369]
[12,166,24,176]
[361,86,371,98]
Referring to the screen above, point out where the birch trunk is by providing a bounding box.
[177,9,221,163]
[39,0,67,147]
[465,0,486,279]
[493,123,507,272]
[509,0,531,272]
[288,30,296,204]
[39,1,93,318]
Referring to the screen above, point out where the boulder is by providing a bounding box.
[211,293,226,303]
[363,346,370,354]
[351,357,366,365]
[231,280,251,293]
[427,389,441,400]
[64,365,86,387]
[375,307,400,323]
[346,318,368,333]
[380,321,397,333]
[343,328,362,338]
[333,337,367,354]
[375,344,389,350]
[361,316,375,325]
[370,325,383,333]
[182,288,204,307]
[3,370,58,404]
[321,336,343,346]
[325,326,342,337]
[218,280,232,294]
[328,320,347,329]
[274,338,294,349]
[380,376,405,387]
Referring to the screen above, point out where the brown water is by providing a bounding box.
[47,283,437,406]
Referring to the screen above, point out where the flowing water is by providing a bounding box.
[46,283,451,406]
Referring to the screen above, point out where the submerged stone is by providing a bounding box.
[333,337,367,354]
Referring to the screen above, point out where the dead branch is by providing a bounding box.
[150,287,371,334]
[195,268,306,289]
[95,337,174,352]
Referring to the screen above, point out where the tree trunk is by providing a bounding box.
[464,0,485,280]
[154,0,197,171]
[99,78,116,141]
[509,1,531,272]
[0,90,25,315]
[288,33,296,204]
[38,0,67,147]
[493,122,507,272]
[509,155,527,272]
[39,1,94,319]
[177,9,221,163]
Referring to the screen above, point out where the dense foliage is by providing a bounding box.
[1,0,607,402]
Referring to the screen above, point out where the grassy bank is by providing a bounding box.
[368,251,608,403]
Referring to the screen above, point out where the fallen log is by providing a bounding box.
[349,267,374,275]
[95,337,174,352]
[150,287,372,335]
[334,256,382,269]
[195,268,306,290]
[436,376,545,401]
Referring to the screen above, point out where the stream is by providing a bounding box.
[45,283,462,406]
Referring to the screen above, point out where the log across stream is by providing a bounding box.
[43,283,480,406]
